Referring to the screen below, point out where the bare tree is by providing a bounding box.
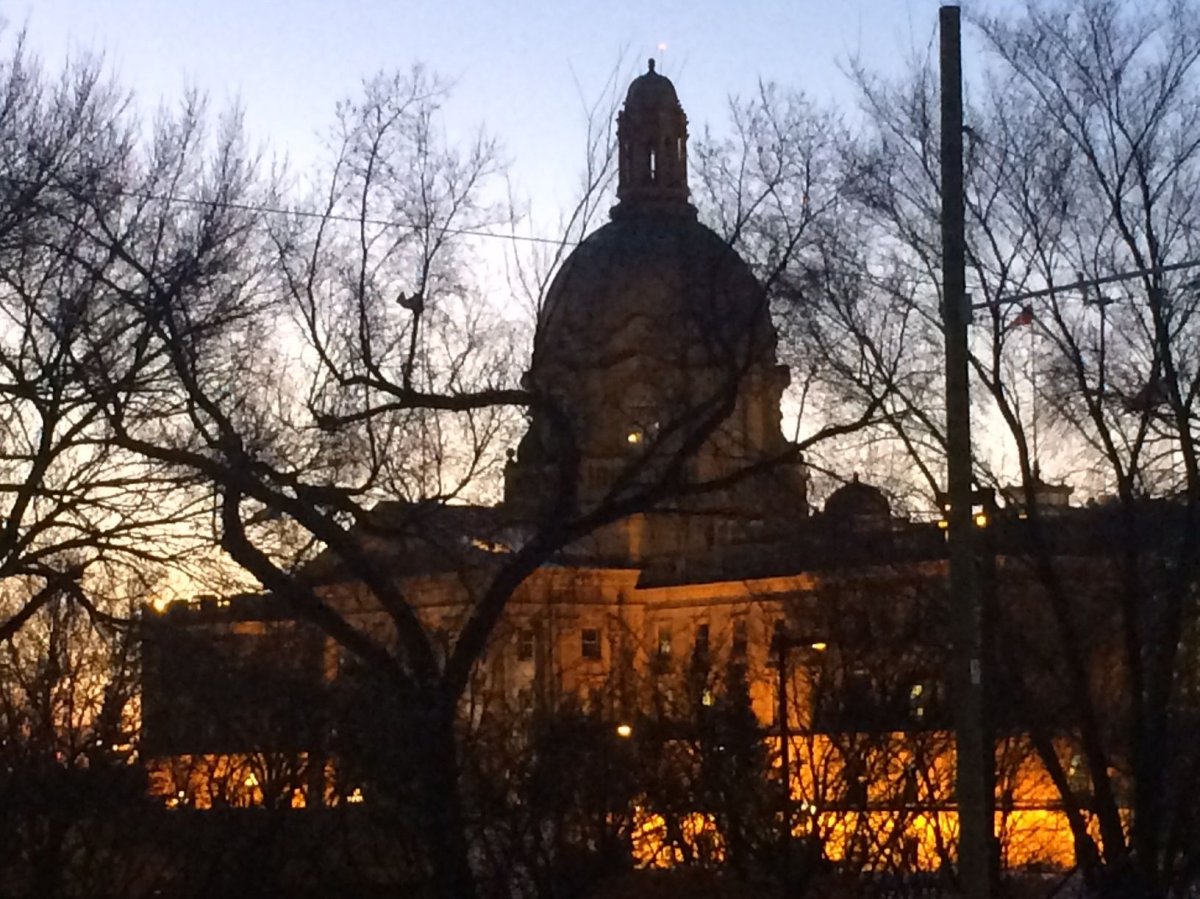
[0,34,218,641]
[752,1,1200,894]
[0,29,899,899]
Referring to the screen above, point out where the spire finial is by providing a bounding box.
[647,58,656,73]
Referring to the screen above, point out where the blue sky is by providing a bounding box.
[20,0,984,217]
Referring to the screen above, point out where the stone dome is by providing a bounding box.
[506,63,802,525]
[532,212,776,377]
[825,476,891,521]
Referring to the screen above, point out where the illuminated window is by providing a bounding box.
[701,688,715,707]
[910,684,926,720]
[581,628,602,660]
[516,628,535,662]
[657,626,672,659]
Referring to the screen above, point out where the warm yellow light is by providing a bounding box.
[616,723,634,738]
[627,430,642,445]
[243,772,259,788]
[810,641,827,652]
[974,512,989,527]
[347,787,365,804]
[937,519,949,530]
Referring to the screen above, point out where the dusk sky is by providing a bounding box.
[21,0,990,227]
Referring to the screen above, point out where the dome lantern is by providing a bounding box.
[614,59,693,216]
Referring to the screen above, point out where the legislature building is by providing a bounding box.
[143,61,1142,876]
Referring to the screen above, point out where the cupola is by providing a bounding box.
[614,59,692,215]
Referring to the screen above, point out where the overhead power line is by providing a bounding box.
[2,175,583,249]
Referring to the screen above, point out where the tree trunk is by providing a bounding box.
[418,698,477,899]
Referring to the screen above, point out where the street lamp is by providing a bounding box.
[771,629,825,890]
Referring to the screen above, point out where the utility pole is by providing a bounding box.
[939,7,991,899]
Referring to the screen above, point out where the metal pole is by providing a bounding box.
[939,8,991,899]
[1029,322,1038,470]
[777,638,791,890]
[1099,301,1107,398]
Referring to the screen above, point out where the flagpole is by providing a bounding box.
[1029,318,1038,472]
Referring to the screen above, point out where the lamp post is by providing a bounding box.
[601,721,635,863]
[773,632,793,891]
[772,630,825,892]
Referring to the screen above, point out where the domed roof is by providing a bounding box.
[532,211,775,375]
[824,476,890,521]
[532,60,772,383]
[507,64,804,521]
[624,59,680,112]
